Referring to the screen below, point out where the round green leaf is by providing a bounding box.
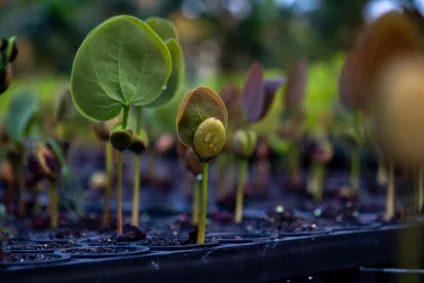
[70,15,172,121]
[176,87,228,146]
[6,88,39,143]
[147,39,184,108]
[146,17,178,41]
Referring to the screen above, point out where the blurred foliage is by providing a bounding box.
[0,0,420,141]
[0,0,385,76]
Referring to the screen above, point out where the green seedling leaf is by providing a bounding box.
[241,62,264,123]
[147,38,184,107]
[176,87,228,147]
[71,15,172,121]
[6,88,39,143]
[350,11,424,112]
[284,58,307,112]
[146,17,178,41]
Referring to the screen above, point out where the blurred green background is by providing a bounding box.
[0,0,421,137]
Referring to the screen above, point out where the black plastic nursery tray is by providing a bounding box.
[1,224,424,283]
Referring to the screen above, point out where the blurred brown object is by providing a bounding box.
[373,55,424,166]
[343,11,424,113]
[155,133,175,155]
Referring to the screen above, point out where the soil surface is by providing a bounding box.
[4,242,76,251]
[0,252,58,263]
[63,246,139,255]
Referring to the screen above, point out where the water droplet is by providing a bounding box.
[213,147,217,152]
[308,276,313,280]
[163,85,167,90]
[209,143,214,148]
[213,138,218,144]
[204,133,212,142]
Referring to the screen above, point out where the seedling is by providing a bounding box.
[341,11,424,219]
[91,118,119,229]
[128,17,184,226]
[0,36,17,95]
[373,55,424,216]
[5,88,39,216]
[70,15,172,234]
[281,58,307,189]
[177,141,202,224]
[305,125,333,201]
[230,62,284,223]
[176,86,228,244]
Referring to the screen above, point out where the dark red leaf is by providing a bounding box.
[259,78,285,120]
[241,62,265,123]
[284,58,307,110]
[219,84,243,127]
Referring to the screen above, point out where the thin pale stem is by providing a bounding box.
[289,144,300,186]
[350,147,360,191]
[131,107,142,227]
[311,163,325,201]
[235,159,248,224]
[131,154,141,226]
[418,167,423,212]
[192,175,200,225]
[117,151,124,235]
[197,163,209,245]
[49,182,58,229]
[102,142,113,229]
[386,160,395,220]
[15,160,25,217]
[377,155,388,186]
[116,106,130,235]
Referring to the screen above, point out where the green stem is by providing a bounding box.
[288,144,300,186]
[102,142,113,229]
[386,160,395,220]
[131,107,142,227]
[49,182,58,229]
[418,167,423,212]
[197,163,209,245]
[117,151,123,235]
[377,155,388,186]
[350,147,360,191]
[310,162,325,201]
[192,176,200,225]
[121,106,129,129]
[228,151,235,189]
[116,106,130,235]
[235,159,248,223]
[16,159,25,217]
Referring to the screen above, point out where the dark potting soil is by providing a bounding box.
[62,246,138,255]
[4,242,76,251]
[0,252,58,263]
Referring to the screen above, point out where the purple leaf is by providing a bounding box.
[259,78,285,120]
[284,58,307,110]
[219,84,243,127]
[241,62,265,123]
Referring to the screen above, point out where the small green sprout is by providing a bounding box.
[176,86,228,244]
[6,88,38,217]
